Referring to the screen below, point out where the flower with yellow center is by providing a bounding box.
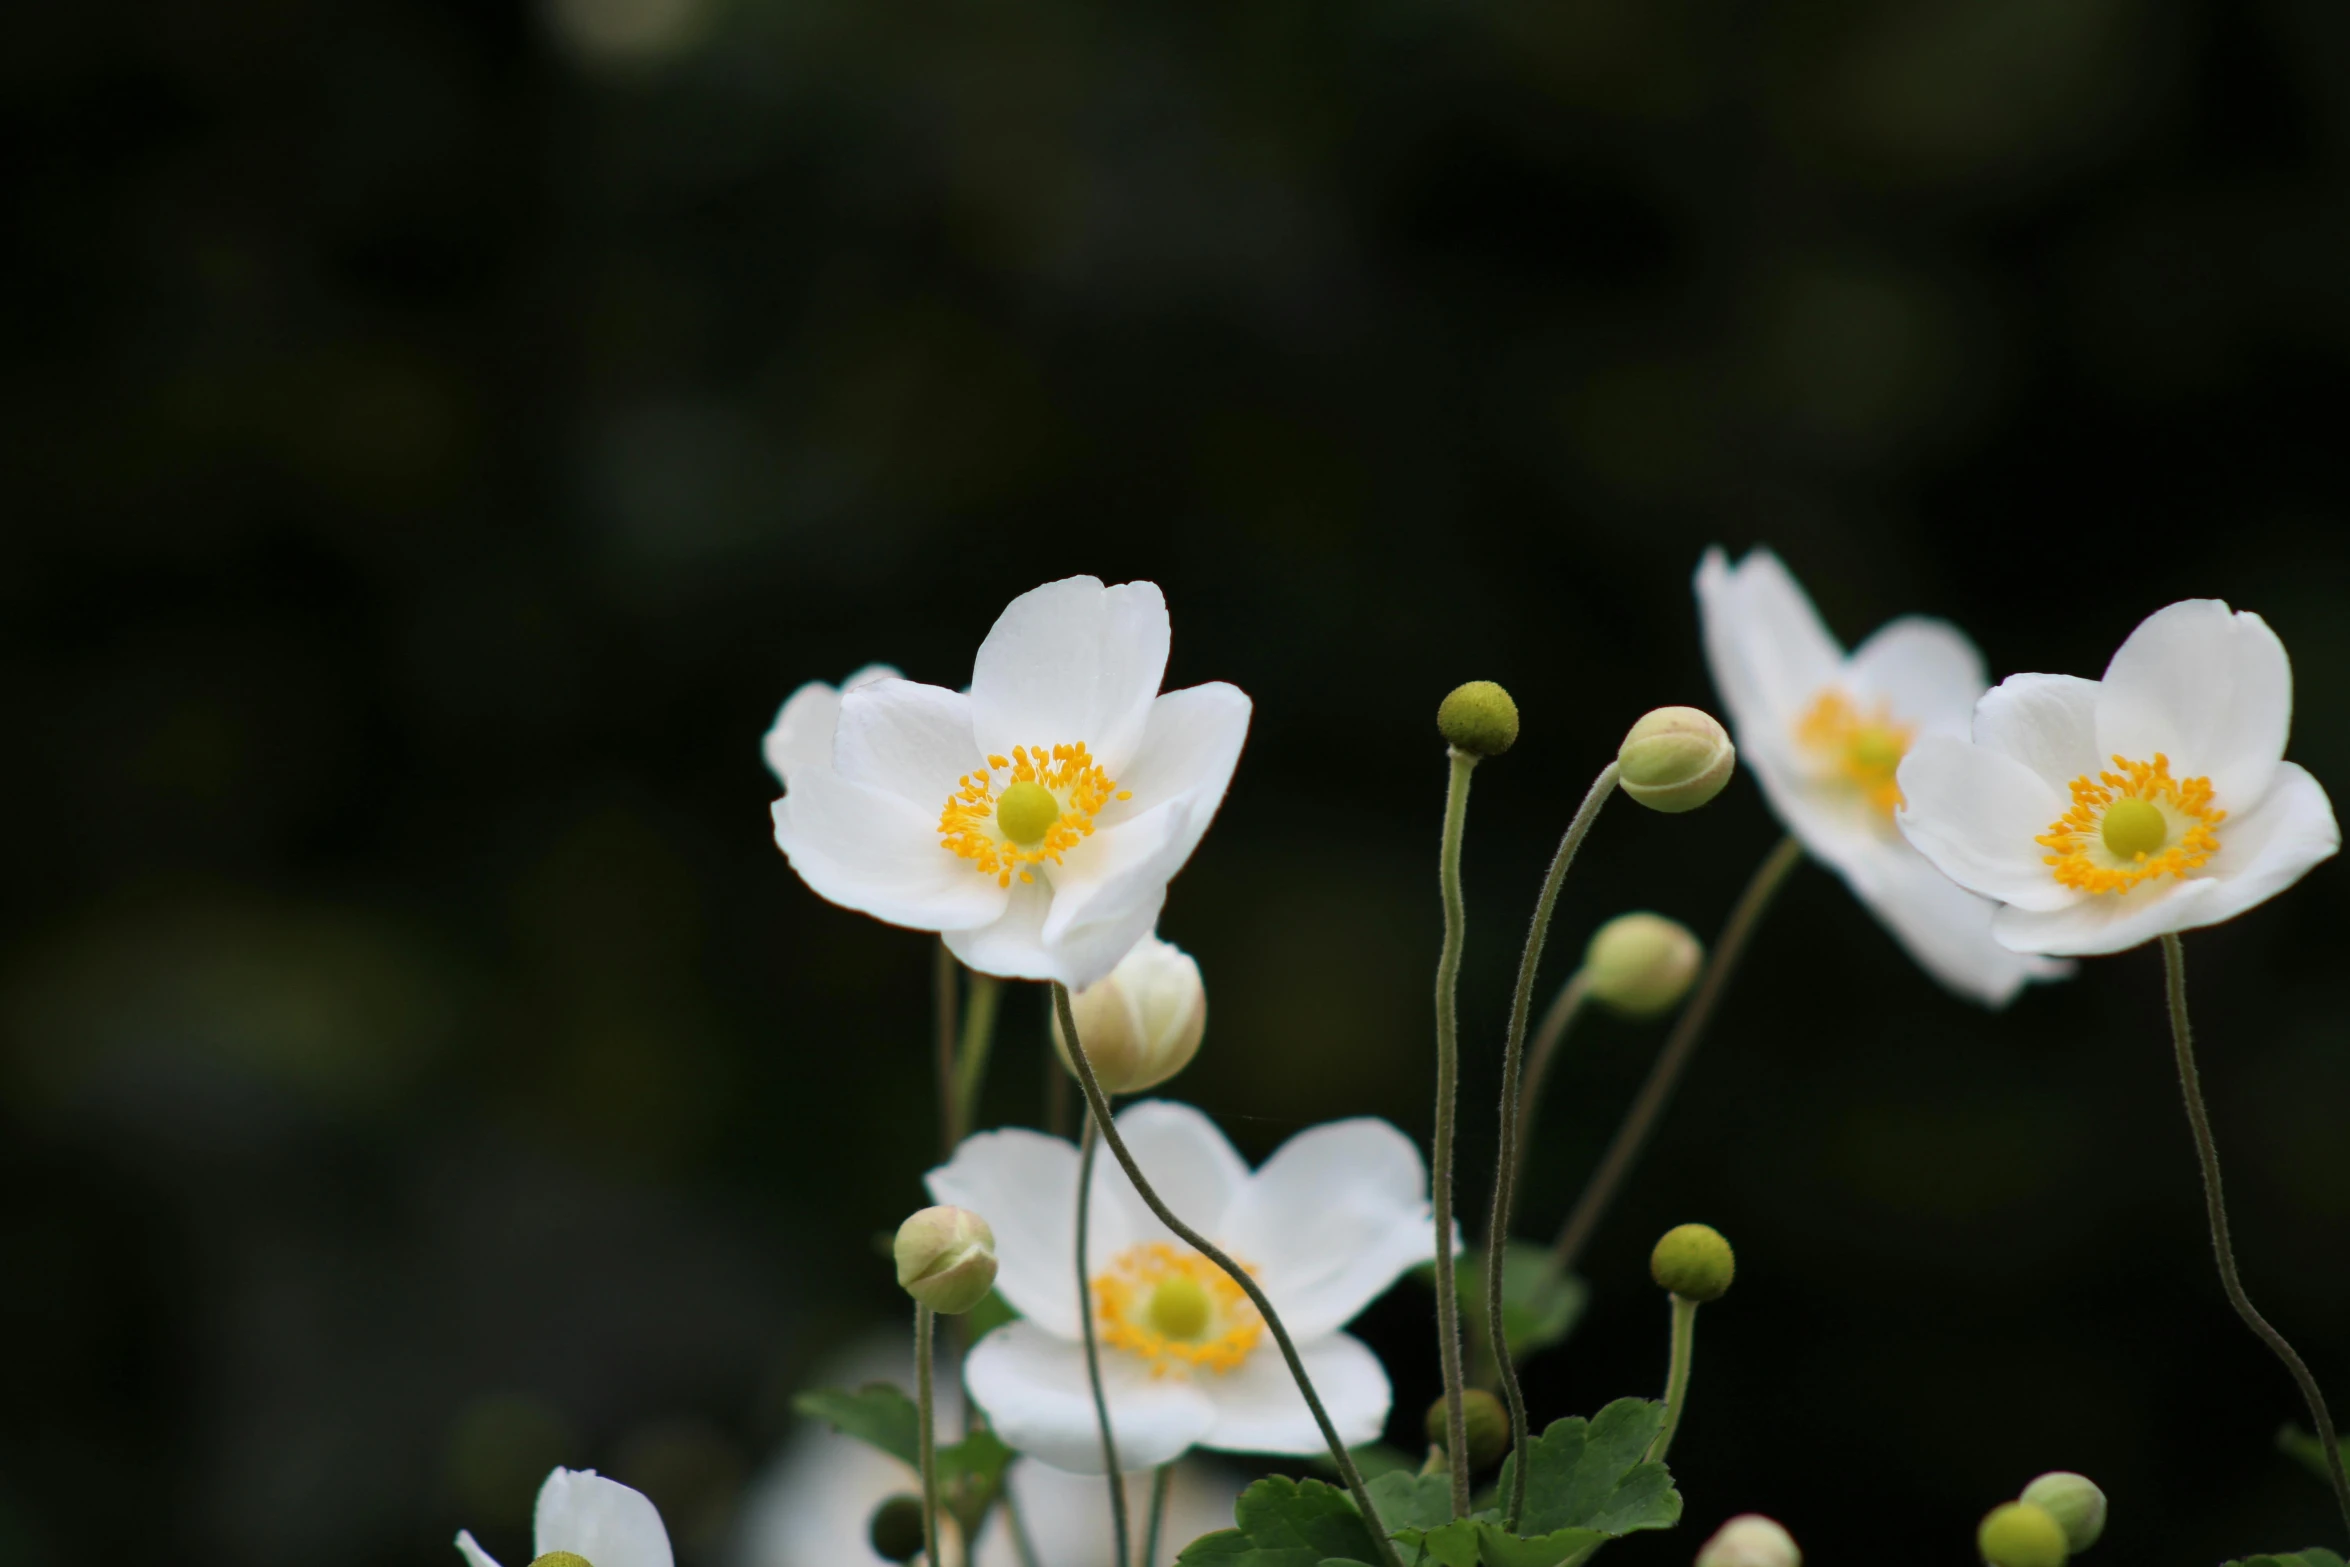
[1897,599,2339,956]
[766,578,1251,988]
[1695,547,2072,1005]
[456,1468,672,1567]
[927,1101,1438,1474]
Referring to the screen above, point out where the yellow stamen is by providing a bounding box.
[2038,753,2225,895]
[938,742,1134,889]
[1093,1243,1262,1378]
[1795,690,1914,816]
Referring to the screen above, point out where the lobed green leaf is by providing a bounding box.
[1172,1476,1383,1567]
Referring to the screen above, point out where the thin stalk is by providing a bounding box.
[1646,1295,1699,1465]
[999,1477,1043,1567]
[1511,969,1591,1199]
[1487,762,1619,1531]
[2162,933,2350,1542]
[1054,982,1407,1567]
[1142,1464,1175,1567]
[1044,1003,1072,1139]
[935,941,959,1157]
[1075,1118,1132,1567]
[1431,748,1478,1517]
[1551,834,1803,1273]
[916,1303,942,1567]
[950,973,1004,1146]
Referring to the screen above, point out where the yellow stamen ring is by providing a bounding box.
[1795,689,1914,817]
[2038,753,2225,895]
[938,742,1133,889]
[1092,1243,1262,1378]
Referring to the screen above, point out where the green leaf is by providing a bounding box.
[1421,1246,1590,1373]
[1475,1528,1608,1567]
[2221,1553,2347,1567]
[2278,1424,2350,1488]
[1498,1399,1681,1537]
[1171,1476,1382,1567]
[792,1383,919,1467]
[964,1286,1019,1344]
[1366,1471,1455,1535]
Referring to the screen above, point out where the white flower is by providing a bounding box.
[457,1467,672,1567]
[768,578,1251,989]
[927,1101,1435,1474]
[764,664,901,790]
[1895,599,2341,956]
[1049,931,1208,1094]
[1695,547,2071,1005]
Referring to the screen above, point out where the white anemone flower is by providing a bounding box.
[458,1467,672,1567]
[768,578,1251,989]
[1895,599,2340,956]
[927,1101,1435,1474]
[1696,547,2072,1005]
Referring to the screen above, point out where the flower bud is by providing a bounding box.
[1618,707,1735,813]
[1584,913,1703,1018]
[1423,1388,1512,1471]
[1050,934,1207,1095]
[1695,1514,1801,1567]
[1977,1502,2068,1567]
[894,1205,998,1315]
[1438,681,1520,758]
[2019,1473,2106,1553]
[868,1493,928,1563]
[1651,1223,1735,1302]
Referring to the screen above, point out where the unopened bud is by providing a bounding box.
[1585,913,1703,1018]
[2019,1473,2105,1553]
[868,1494,928,1563]
[895,1205,998,1315]
[1696,1514,1801,1567]
[1438,681,1520,758]
[1978,1502,2068,1567]
[1651,1223,1735,1302]
[1618,707,1735,813]
[1052,934,1207,1095]
[1423,1388,1512,1471]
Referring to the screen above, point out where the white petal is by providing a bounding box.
[772,776,1008,932]
[1694,546,1846,740]
[761,665,901,790]
[1038,802,1195,979]
[454,1531,503,1567]
[1896,738,2075,911]
[1972,673,2103,790]
[2096,600,2292,808]
[1200,1333,1390,1456]
[1085,1101,1251,1266]
[1217,1119,1435,1341]
[535,1468,674,1567]
[1840,840,2074,1007]
[2173,761,2340,930]
[927,1127,1082,1338]
[946,877,1167,989]
[1104,683,1251,835]
[1843,616,1986,739]
[981,1459,1244,1567]
[970,579,1170,776]
[965,1320,1215,1474]
[1992,879,2223,956]
[834,681,984,808]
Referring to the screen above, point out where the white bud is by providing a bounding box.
[1052,934,1207,1095]
[1584,913,1703,1018]
[1696,1514,1800,1567]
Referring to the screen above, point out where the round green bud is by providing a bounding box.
[1650,1222,1735,1301]
[2099,797,2165,859]
[1696,1514,1802,1567]
[894,1205,999,1315]
[868,1493,928,1563]
[1438,681,1520,758]
[1617,707,1736,813]
[529,1556,595,1567]
[1583,913,1703,1018]
[2019,1472,2106,1553]
[1977,1501,2069,1567]
[1423,1388,1512,1472]
[995,780,1061,846]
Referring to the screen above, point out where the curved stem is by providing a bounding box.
[1054,982,1406,1567]
[1645,1295,1699,1465]
[2162,933,2350,1542]
[935,941,960,1157]
[916,1303,942,1567]
[1487,762,1619,1530]
[1431,749,1478,1516]
[1551,834,1803,1273]
[1511,969,1591,1200]
[1142,1463,1175,1567]
[951,973,1003,1147]
[1075,1118,1132,1567]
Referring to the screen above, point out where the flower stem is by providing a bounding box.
[1053,982,1406,1567]
[1142,1463,1174,1567]
[1000,1476,1043,1567]
[951,973,1004,1147]
[1511,969,1590,1199]
[936,940,960,1158]
[1645,1294,1699,1465]
[917,1302,942,1567]
[1487,762,1618,1531]
[1431,748,1478,1517]
[1075,1117,1132,1567]
[2161,932,2350,1542]
[1551,834,1802,1273]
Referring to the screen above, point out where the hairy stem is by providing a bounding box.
[1646,1295,1699,1465]
[1142,1464,1174,1567]
[1431,749,1478,1516]
[935,941,959,1157]
[1075,1118,1132,1567]
[950,974,1003,1148]
[916,1303,942,1567]
[1511,970,1590,1198]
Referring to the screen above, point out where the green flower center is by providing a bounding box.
[2099,796,2167,859]
[994,780,1060,846]
[1145,1274,1212,1341]
[530,1554,596,1567]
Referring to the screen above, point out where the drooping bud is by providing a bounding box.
[867,1493,928,1563]
[1977,1501,2069,1567]
[1695,1514,1801,1567]
[1584,913,1703,1018]
[1051,933,1208,1095]
[1618,707,1735,813]
[1438,681,1520,758]
[894,1205,998,1315]
[1423,1388,1512,1471]
[2019,1473,2106,1553]
[1650,1223,1735,1302]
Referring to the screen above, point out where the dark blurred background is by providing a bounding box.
[7,0,2350,1559]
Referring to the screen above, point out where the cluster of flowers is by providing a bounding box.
[456,562,2345,1567]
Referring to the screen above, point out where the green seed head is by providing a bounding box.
[530,1556,596,1567]
[2099,797,2166,859]
[1146,1274,1213,1341]
[1584,912,1704,1018]
[894,1205,999,1315]
[1437,681,1520,758]
[995,780,1061,846]
[2019,1472,2106,1553]
[1422,1388,1512,1471]
[1617,707,1736,813]
[867,1494,928,1563]
[1977,1501,2069,1567]
[1650,1222,1735,1301]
